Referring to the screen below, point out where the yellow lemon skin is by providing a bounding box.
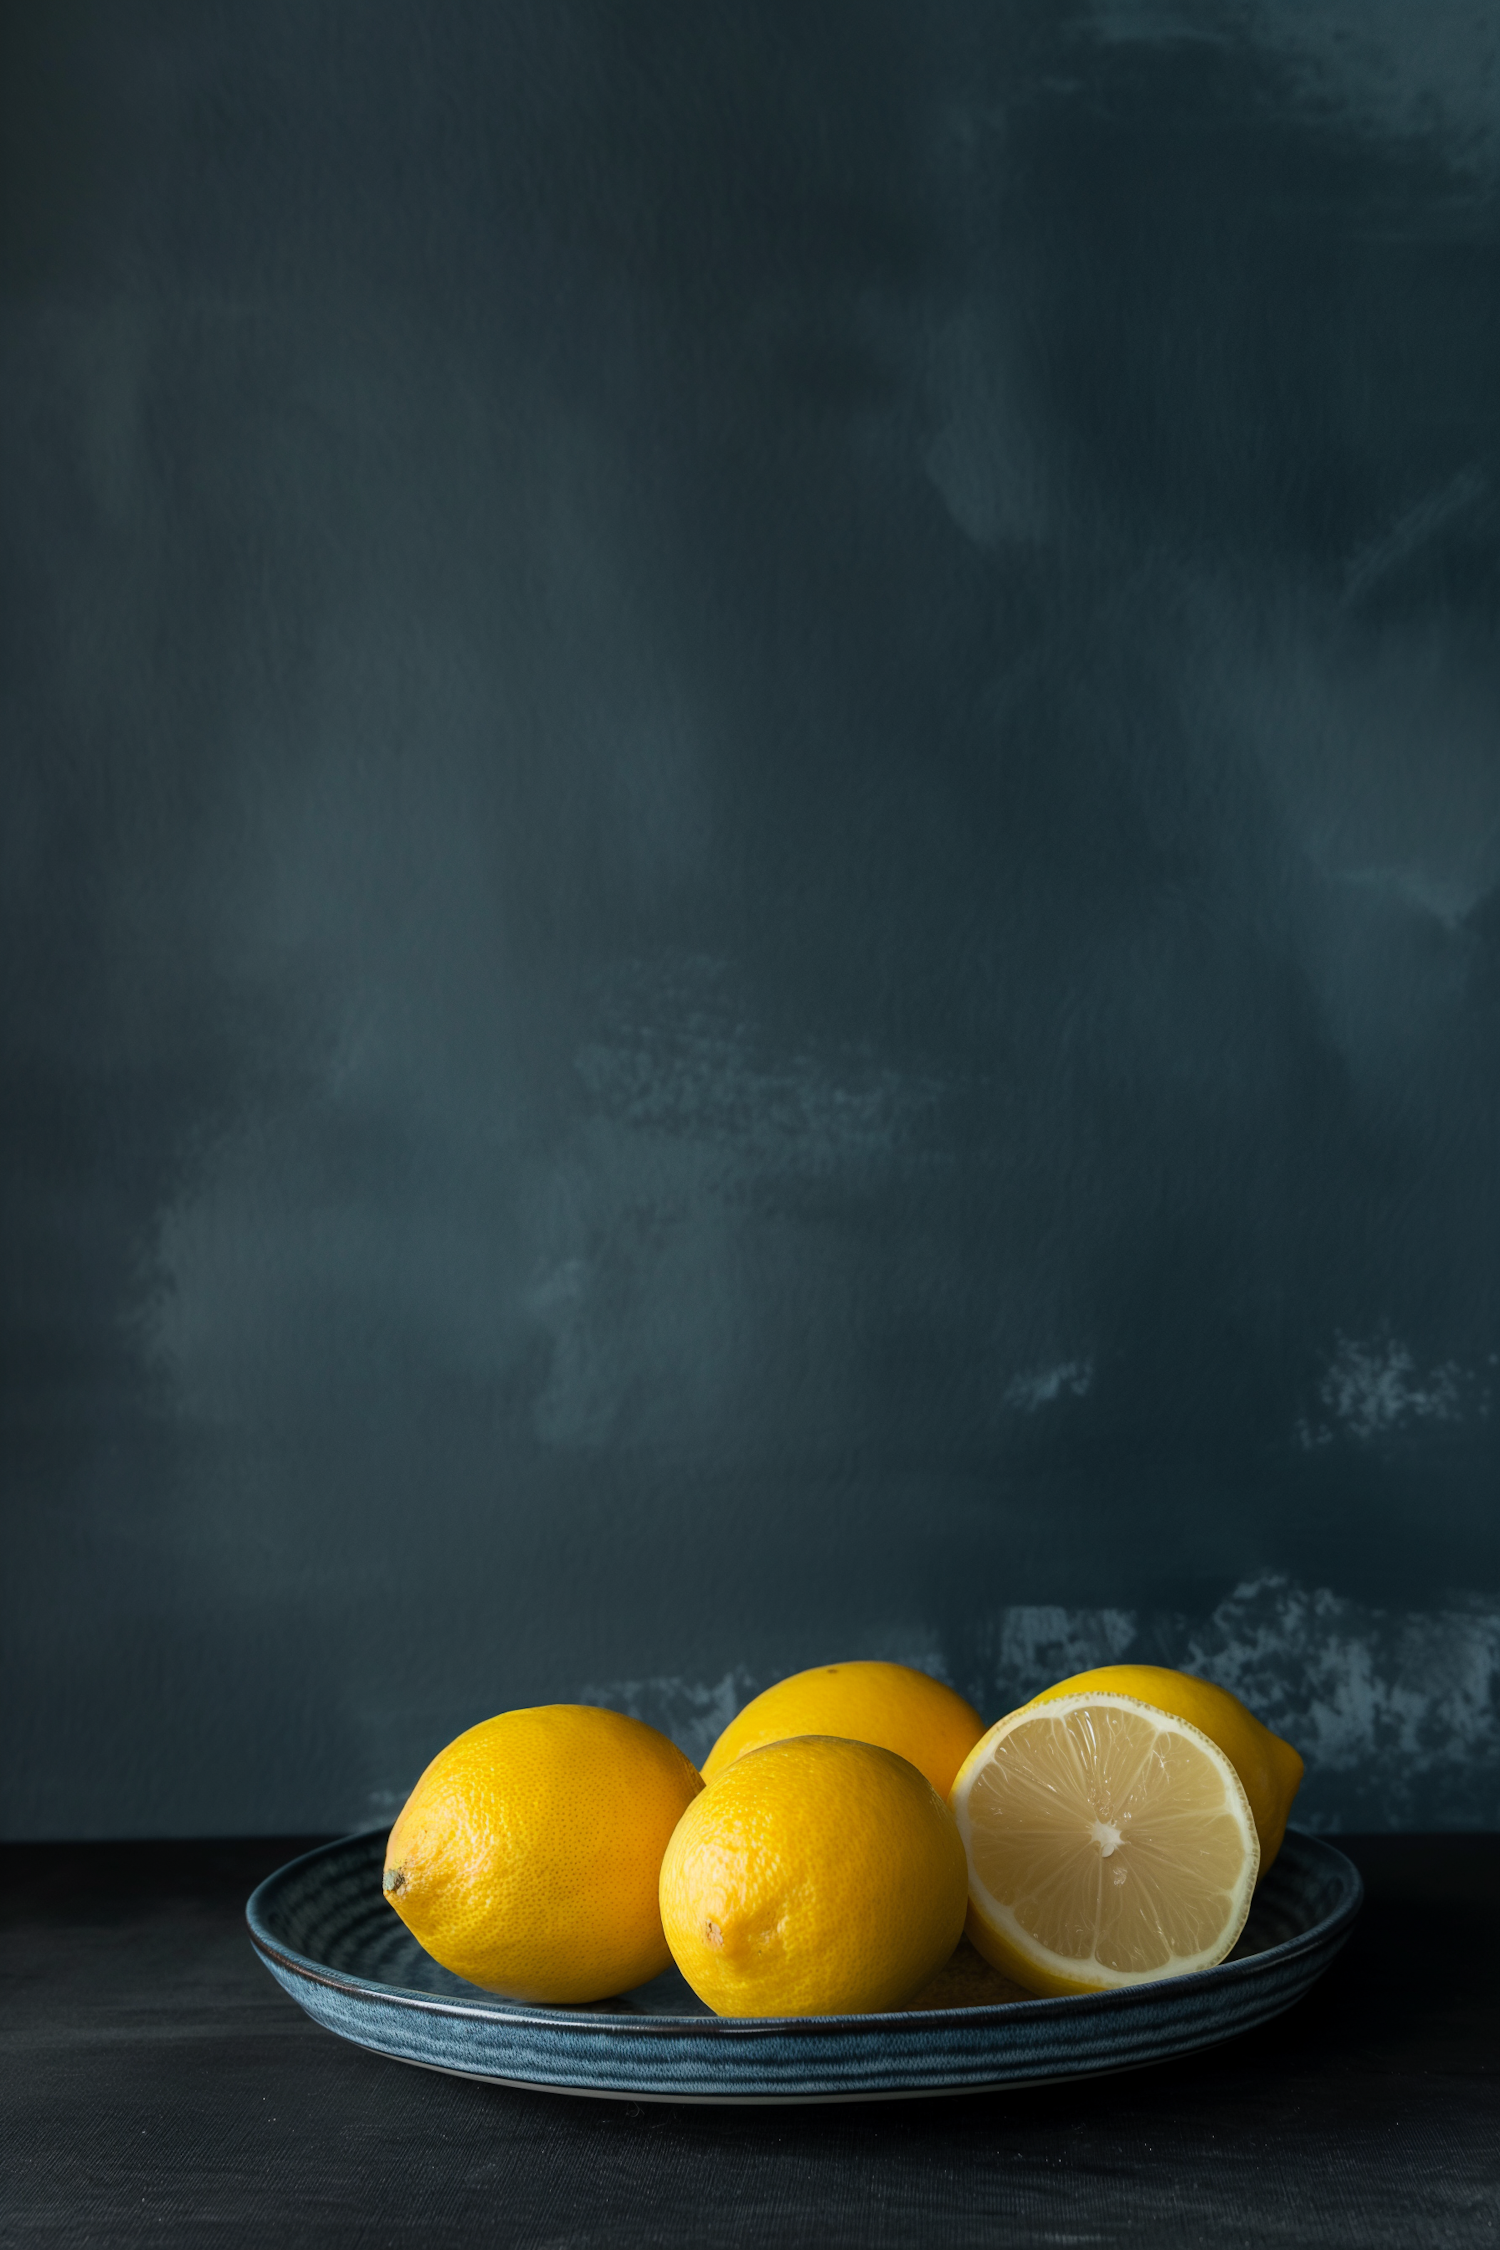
[660,1735,968,2018]
[701,1661,985,1802]
[383,1705,703,2004]
[1024,1666,1303,1869]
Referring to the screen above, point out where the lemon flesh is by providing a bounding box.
[661,1735,969,2018]
[701,1661,985,1802]
[1025,1664,1304,1869]
[951,1693,1260,1997]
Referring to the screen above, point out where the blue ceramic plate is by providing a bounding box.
[247,1829,1361,2104]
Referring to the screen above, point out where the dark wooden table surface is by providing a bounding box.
[5,1834,1496,2248]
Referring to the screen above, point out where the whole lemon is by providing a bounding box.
[702,1661,985,1801]
[383,1705,703,2003]
[1023,1665,1304,1868]
[660,1735,968,2017]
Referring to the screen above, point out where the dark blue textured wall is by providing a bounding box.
[4,2,1498,1836]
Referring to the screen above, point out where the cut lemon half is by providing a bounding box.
[950,1692,1260,1997]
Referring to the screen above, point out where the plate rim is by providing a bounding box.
[246,1826,1364,2041]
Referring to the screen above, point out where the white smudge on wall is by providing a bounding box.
[573,954,943,1179]
[963,1604,1139,1717]
[1184,1577,1500,1828]
[1297,1333,1480,1448]
[1319,1334,1463,1437]
[1004,1360,1094,1412]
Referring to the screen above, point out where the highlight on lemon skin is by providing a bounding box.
[382,1704,703,2005]
[1023,1664,1304,1869]
[950,1692,1261,1999]
[661,1734,969,2018]
[701,1660,985,1802]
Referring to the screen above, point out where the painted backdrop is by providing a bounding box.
[4,1,1498,1835]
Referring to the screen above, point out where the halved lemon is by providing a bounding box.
[949,1692,1260,1997]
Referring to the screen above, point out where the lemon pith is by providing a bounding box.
[660,1734,969,2017]
[950,1693,1260,1997]
[1025,1664,1303,1868]
[701,1661,985,1801]
[383,1704,703,2004]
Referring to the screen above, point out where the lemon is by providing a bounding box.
[1025,1665,1304,1868]
[660,1735,968,2017]
[950,1692,1260,1997]
[382,1705,703,2003]
[702,1661,985,1801]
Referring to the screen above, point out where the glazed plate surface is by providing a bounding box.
[247,1829,1361,2104]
